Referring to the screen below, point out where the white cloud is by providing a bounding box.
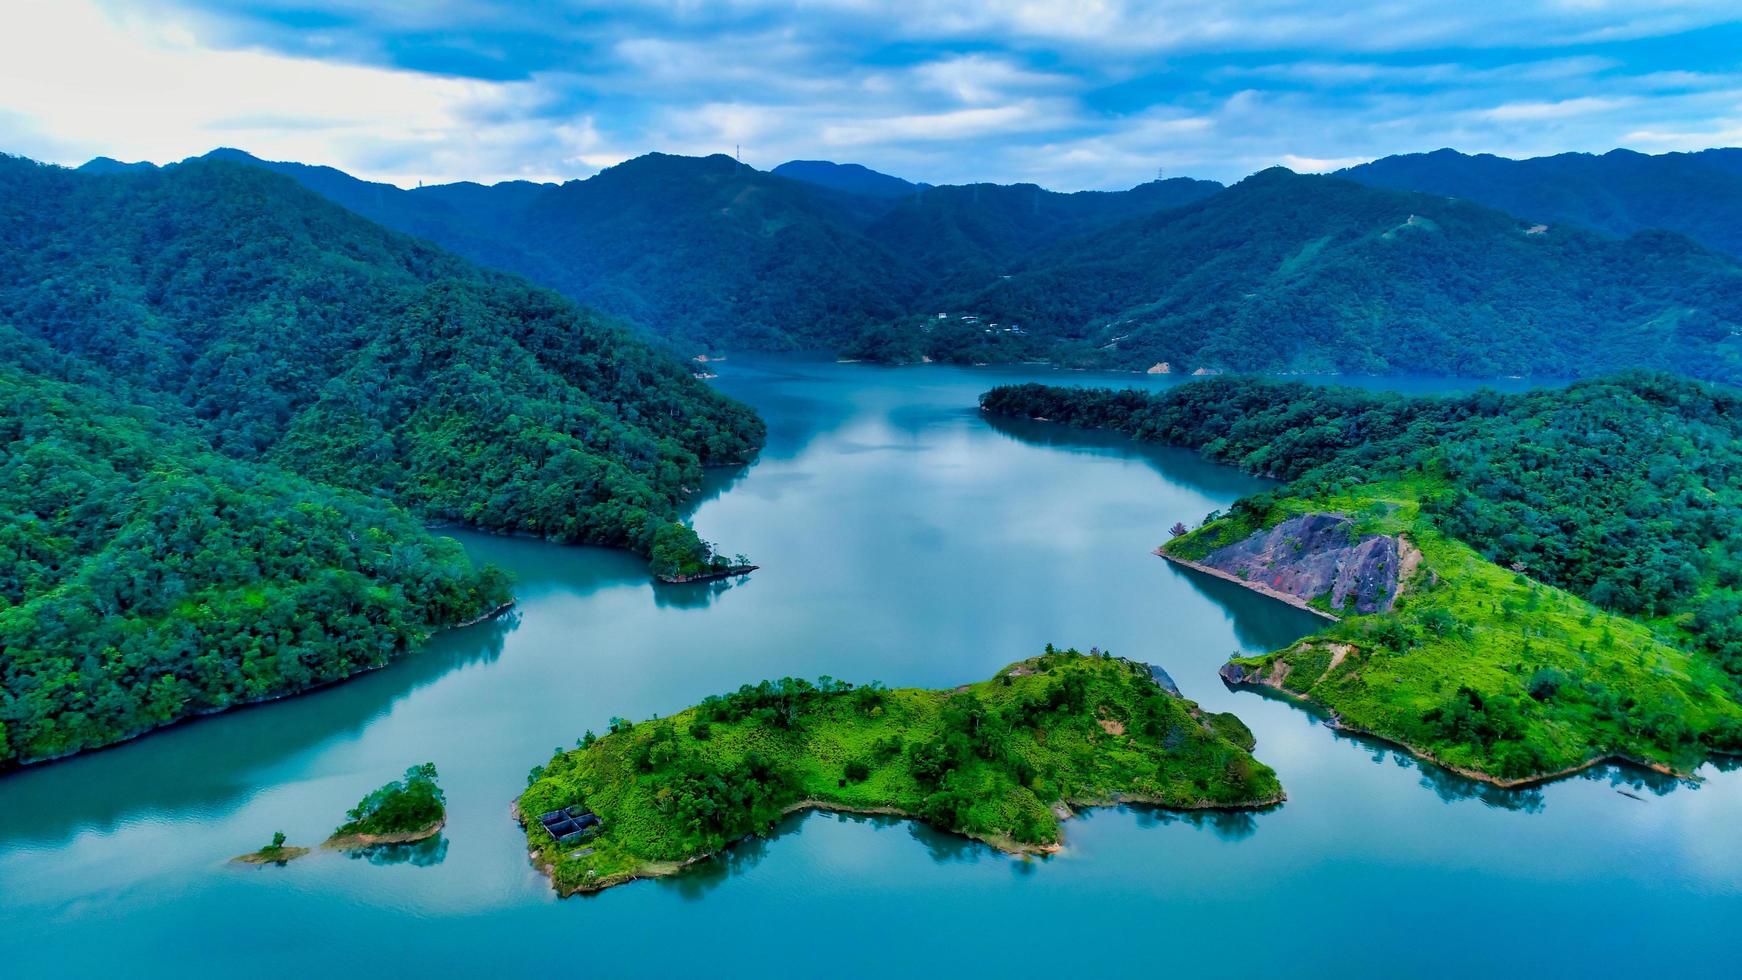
[1480,96,1635,121]
[0,0,562,184]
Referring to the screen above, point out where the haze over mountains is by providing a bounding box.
[69,144,1742,382]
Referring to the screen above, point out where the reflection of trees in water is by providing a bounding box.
[348,834,448,867]
[1126,803,1264,842]
[1173,568,1328,653]
[651,574,751,610]
[980,413,1271,502]
[0,615,516,846]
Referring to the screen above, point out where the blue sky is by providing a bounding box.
[3,0,1741,188]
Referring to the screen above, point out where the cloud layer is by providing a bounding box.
[3,0,1740,188]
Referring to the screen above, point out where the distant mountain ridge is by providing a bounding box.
[955,167,1742,379]
[1341,147,1742,258]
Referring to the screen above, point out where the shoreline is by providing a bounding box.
[517,788,1286,898]
[656,564,758,584]
[324,818,445,851]
[8,600,516,774]
[1217,662,1695,789]
[1156,549,1341,622]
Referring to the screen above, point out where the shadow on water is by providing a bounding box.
[0,614,519,846]
[1124,802,1264,842]
[980,413,1272,502]
[652,573,754,610]
[1169,562,1330,653]
[346,834,449,867]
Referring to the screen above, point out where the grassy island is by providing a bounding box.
[517,650,1281,895]
[324,763,447,849]
[982,375,1742,785]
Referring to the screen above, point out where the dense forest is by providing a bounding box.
[519,649,1278,893]
[0,153,766,768]
[0,344,509,767]
[1342,147,1742,259]
[0,154,762,551]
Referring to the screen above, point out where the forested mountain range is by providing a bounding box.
[0,153,764,767]
[111,149,1220,353]
[1341,147,1742,259]
[957,167,1742,379]
[109,145,1742,381]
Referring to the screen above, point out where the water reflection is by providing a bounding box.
[1126,804,1264,843]
[347,835,449,867]
[982,413,1269,503]
[652,573,754,609]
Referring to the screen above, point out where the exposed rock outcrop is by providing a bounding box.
[1183,513,1403,615]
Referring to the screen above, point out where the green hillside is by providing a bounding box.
[981,375,1742,780]
[959,169,1742,379]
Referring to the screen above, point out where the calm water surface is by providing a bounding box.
[2,359,1736,978]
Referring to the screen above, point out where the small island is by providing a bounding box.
[323,763,447,850]
[517,649,1282,896]
[233,831,309,866]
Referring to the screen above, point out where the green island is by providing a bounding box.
[981,375,1742,785]
[233,831,309,866]
[517,649,1280,895]
[325,763,447,849]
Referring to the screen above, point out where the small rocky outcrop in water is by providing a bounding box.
[1195,513,1401,615]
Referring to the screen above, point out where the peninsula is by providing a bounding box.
[981,375,1742,785]
[517,649,1281,895]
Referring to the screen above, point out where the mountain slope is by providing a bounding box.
[1341,147,1742,258]
[957,168,1742,379]
[0,153,763,552]
[0,331,510,768]
[0,151,767,767]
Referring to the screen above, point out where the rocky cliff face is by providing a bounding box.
[1191,513,1402,615]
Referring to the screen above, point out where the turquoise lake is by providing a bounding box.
[2,358,1738,977]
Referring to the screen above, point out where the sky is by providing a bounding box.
[2,0,1741,190]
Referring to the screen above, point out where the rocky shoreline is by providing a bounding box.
[1158,550,1340,621]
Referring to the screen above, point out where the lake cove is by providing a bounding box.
[0,358,1737,978]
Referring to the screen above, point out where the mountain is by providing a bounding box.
[950,168,1742,379]
[1341,147,1742,258]
[772,159,927,198]
[0,152,764,766]
[862,177,1223,293]
[76,155,158,175]
[161,149,1221,354]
